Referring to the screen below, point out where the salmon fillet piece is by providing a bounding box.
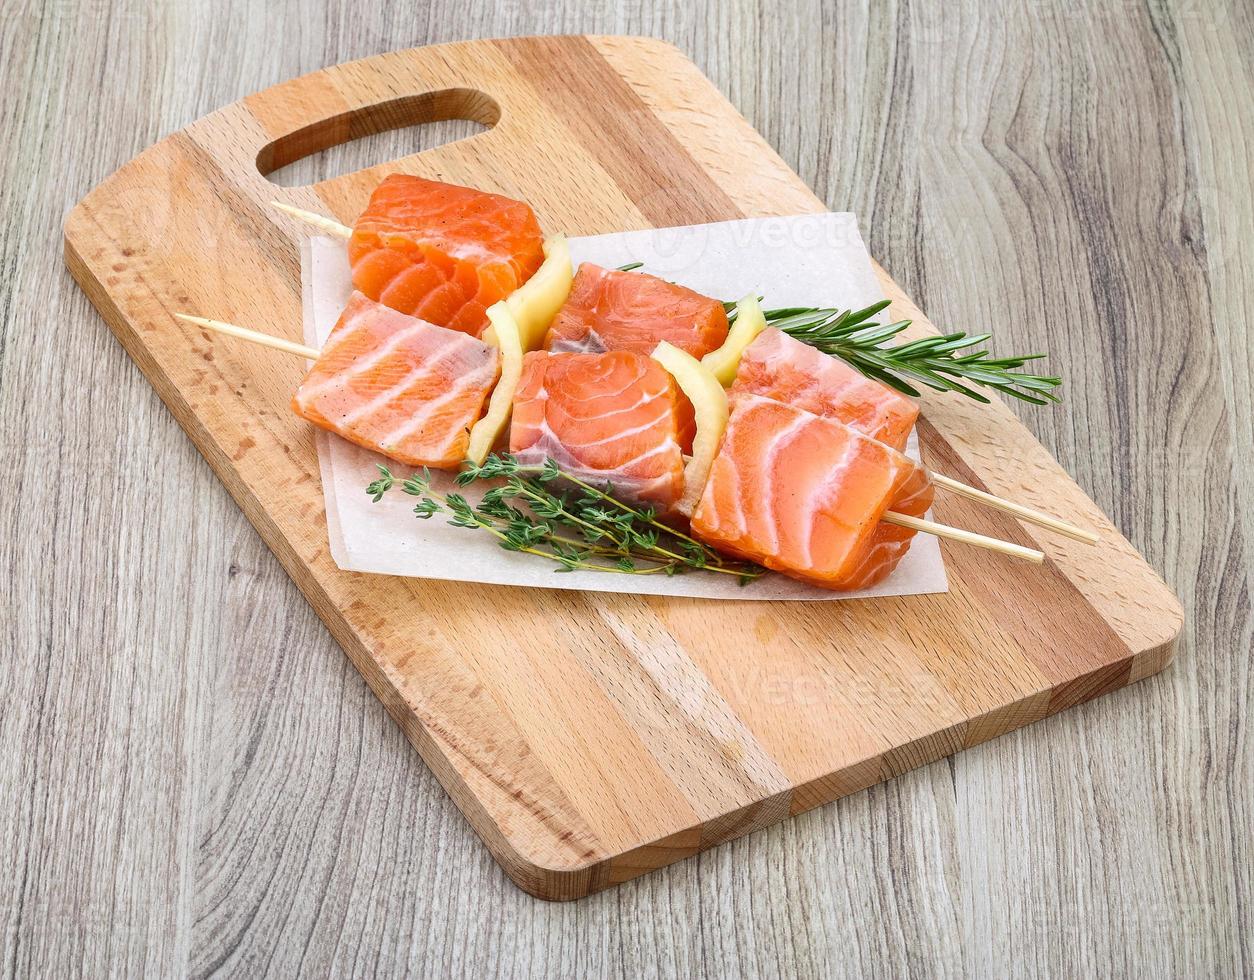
[509,350,687,512]
[348,175,546,337]
[292,292,501,468]
[691,394,934,590]
[731,327,919,451]
[543,264,729,358]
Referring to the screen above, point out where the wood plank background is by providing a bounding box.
[2,0,1249,976]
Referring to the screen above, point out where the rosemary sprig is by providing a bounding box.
[365,454,763,582]
[728,299,1061,405]
[613,263,1060,403]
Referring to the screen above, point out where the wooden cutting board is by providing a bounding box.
[63,35,1182,900]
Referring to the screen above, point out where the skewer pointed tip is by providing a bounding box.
[926,472,1101,545]
[270,200,352,239]
[883,511,1045,563]
[174,311,320,360]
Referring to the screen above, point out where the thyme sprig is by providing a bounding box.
[728,299,1062,405]
[365,454,763,582]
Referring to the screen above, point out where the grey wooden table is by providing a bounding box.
[3,1,1250,976]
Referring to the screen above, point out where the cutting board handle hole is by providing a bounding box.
[258,88,500,186]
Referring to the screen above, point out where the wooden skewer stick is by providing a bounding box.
[173,312,1045,563]
[272,199,1100,546]
[271,201,351,239]
[269,200,1100,546]
[927,472,1099,544]
[175,313,320,359]
[882,512,1044,563]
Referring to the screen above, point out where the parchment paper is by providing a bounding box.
[302,213,949,600]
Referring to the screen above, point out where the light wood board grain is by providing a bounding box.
[2,0,1249,973]
[62,34,1181,901]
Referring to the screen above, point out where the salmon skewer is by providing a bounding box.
[271,193,1089,549]
[728,327,1099,544]
[691,394,1026,590]
[290,293,500,466]
[179,293,499,469]
[173,309,1042,567]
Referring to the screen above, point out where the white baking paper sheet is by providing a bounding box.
[302,213,949,600]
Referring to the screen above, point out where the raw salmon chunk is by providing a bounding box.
[348,175,546,337]
[292,292,500,468]
[731,327,918,451]
[509,350,687,512]
[543,264,729,358]
[691,394,934,590]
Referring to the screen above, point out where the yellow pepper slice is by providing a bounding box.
[466,301,525,465]
[483,235,573,352]
[651,341,729,515]
[701,293,768,386]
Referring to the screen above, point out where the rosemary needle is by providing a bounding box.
[615,260,1060,403]
[729,299,1062,405]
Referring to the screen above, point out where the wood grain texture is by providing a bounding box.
[61,33,1181,899]
[3,0,1249,973]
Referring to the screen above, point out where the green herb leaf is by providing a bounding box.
[719,293,1063,403]
[363,453,763,580]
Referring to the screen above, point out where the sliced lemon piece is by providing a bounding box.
[651,341,729,515]
[483,234,573,352]
[467,301,525,465]
[702,293,768,386]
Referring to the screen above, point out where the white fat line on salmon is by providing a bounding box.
[798,420,862,570]
[610,438,683,474]
[546,335,595,354]
[375,230,502,267]
[298,321,431,400]
[310,302,410,362]
[565,405,673,450]
[848,539,900,582]
[338,336,479,429]
[320,333,471,427]
[379,281,469,326]
[378,359,500,455]
[892,477,933,514]
[376,276,469,321]
[560,357,653,394]
[515,435,679,499]
[513,431,584,475]
[752,406,813,558]
[535,379,660,425]
[571,468,675,506]
[524,419,678,474]
[556,387,653,419]
[718,435,747,541]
